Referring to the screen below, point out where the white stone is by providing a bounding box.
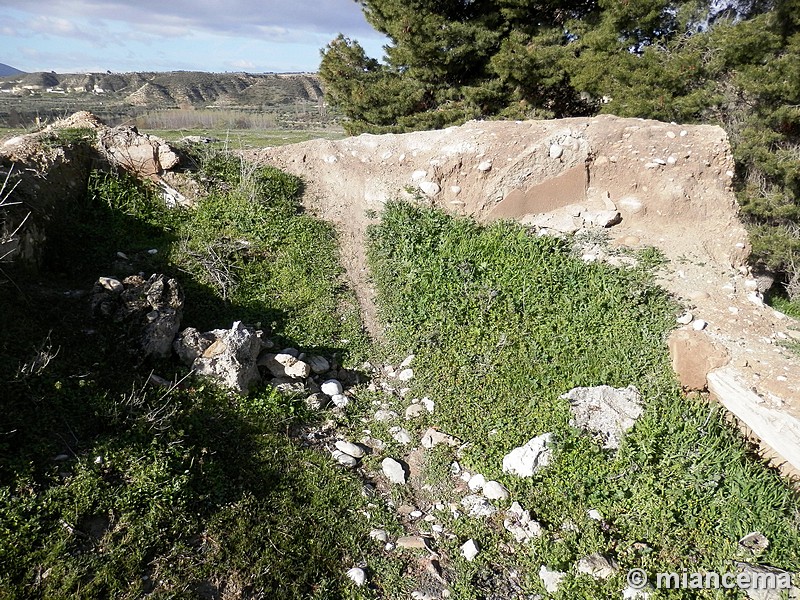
[549,144,563,159]
[747,291,765,306]
[335,440,365,458]
[692,319,707,331]
[477,161,492,172]
[539,565,566,594]
[382,457,407,485]
[482,480,510,501]
[346,567,366,586]
[421,397,435,413]
[331,394,350,408]
[576,553,618,579]
[667,155,677,165]
[562,385,642,450]
[399,354,414,368]
[405,404,426,419]
[419,181,441,196]
[390,427,413,445]
[504,502,542,542]
[411,170,428,181]
[332,450,358,467]
[502,433,553,477]
[370,529,389,543]
[98,277,124,293]
[450,185,462,195]
[461,494,497,517]
[677,312,693,325]
[587,509,602,521]
[321,379,343,396]
[398,368,414,381]
[374,409,399,422]
[467,473,486,492]
[461,539,479,561]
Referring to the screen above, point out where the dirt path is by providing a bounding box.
[244,116,800,477]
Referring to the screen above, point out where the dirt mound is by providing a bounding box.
[245,116,800,478]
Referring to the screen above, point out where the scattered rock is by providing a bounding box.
[539,565,566,594]
[421,428,460,449]
[477,161,492,172]
[467,473,486,492]
[405,404,426,419]
[93,273,184,359]
[482,480,510,501]
[420,397,435,413]
[259,353,311,379]
[335,440,365,459]
[397,368,414,381]
[321,379,344,396]
[375,409,399,422]
[504,502,542,542]
[461,494,498,517]
[369,529,389,543]
[677,311,694,325]
[419,181,441,196]
[692,319,708,331]
[738,531,769,555]
[189,321,263,394]
[397,536,430,550]
[576,553,618,579]
[304,393,328,410]
[382,457,407,485]
[461,539,479,561]
[561,385,643,450]
[549,144,564,159]
[390,427,413,445]
[331,394,350,408]
[502,433,553,477]
[332,450,358,468]
[346,567,366,587]
[305,354,330,374]
[173,327,212,365]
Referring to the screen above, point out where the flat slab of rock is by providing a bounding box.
[561,385,643,450]
[668,329,729,391]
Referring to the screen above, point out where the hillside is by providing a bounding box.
[0,71,328,128]
[0,63,24,77]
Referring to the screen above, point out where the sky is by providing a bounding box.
[0,0,389,74]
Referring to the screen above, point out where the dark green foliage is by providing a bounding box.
[323,0,800,286]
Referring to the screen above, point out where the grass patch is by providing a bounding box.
[366,201,800,598]
[0,153,396,598]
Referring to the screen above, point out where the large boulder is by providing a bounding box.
[561,385,643,450]
[174,321,264,394]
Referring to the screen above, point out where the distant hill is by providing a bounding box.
[0,71,330,128]
[0,63,24,76]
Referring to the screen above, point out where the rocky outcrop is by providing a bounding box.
[91,273,184,359]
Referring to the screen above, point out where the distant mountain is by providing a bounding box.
[0,63,25,76]
[0,71,323,108]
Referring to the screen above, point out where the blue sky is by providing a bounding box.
[0,0,388,73]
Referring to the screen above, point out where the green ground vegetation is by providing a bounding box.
[365,200,800,598]
[0,155,401,599]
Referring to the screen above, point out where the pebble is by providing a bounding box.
[539,565,566,594]
[549,144,563,159]
[331,394,350,408]
[306,354,330,374]
[587,509,602,521]
[382,457,407,485]
[98,277,124,293]
[482,480,510,501]
[419,181,441,196]
[477,161,492,172]
[461,539,479,561]
[405,404,426,419]
[147,248,158,255]
[369,529,389,543]
[390,427,413,445]
[374,409,399,422]
[692,319,707,331]
[676,312,693,325]
[335,440,365,458]
[346,567,366,586]
[321,379,343,396]
[399,354,415,368]
[397,368,414,381]
[467,473,486,492]
[332,450,358,468]
[420,397,435,413]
